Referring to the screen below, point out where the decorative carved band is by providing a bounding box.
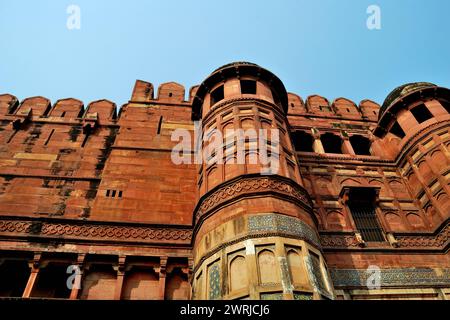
[320,222,449,251]
[248,214,320,247]
[395,224,449,248]
[0,217,192,245]
[331,267,450,288]
[320,234,361,248]
[194,174,313,225]
[193,214,321,275]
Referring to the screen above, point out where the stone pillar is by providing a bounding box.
[22,252,41,298]
[425,100,448,118]
[69,253,86,300]
[158,256,168,300]
[187,258,194,300]
[397,109,418,133]
[245,239,258,300]
[312,132,325,154]
[370,135,385,157]
[275,238,294,300]
[113,255,126,300]
[342,137,355,155]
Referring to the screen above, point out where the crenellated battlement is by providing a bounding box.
[0,91,382,121]
[0,94,117,125]
[1,79,384,126]
[287,93,380,121]
[130,80,198,104]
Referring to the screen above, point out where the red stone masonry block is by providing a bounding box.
[17,96,51,117]
[0,94,18,115]
[359,99,380,121]
[131,80,154,102]
[332,97,362,119]
[84,99,117,124]
[49,98,84,119]
[157,82,186,103]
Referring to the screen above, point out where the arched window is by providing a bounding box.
[229,256,248,292]
[349,135,372,155]
[291,131,314,152]
[240,80,256,94]
[347,188,384,242]
[286,250,305,285]
[410,104,433,123]
[210,85,224,106]
[258,250,279,284]
[320,133,343,154]
[389,121,406,138]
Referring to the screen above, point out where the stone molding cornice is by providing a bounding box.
[0,216,192,246]
[320,220,449,252]
[193,174,314,233]
[0,216,446,253]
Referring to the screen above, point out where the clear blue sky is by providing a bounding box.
[0,0,449,108]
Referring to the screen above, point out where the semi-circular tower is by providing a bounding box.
[374,82,450,228]
[190,62,334,300]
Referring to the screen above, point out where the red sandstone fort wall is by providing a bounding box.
[0,65,448,300]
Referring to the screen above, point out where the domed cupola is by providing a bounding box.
[374,82,450,138]
[191,61,288,120]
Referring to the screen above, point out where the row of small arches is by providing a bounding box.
[292,131,372,155]
[228,248,313,293]
[324,210,429,231]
